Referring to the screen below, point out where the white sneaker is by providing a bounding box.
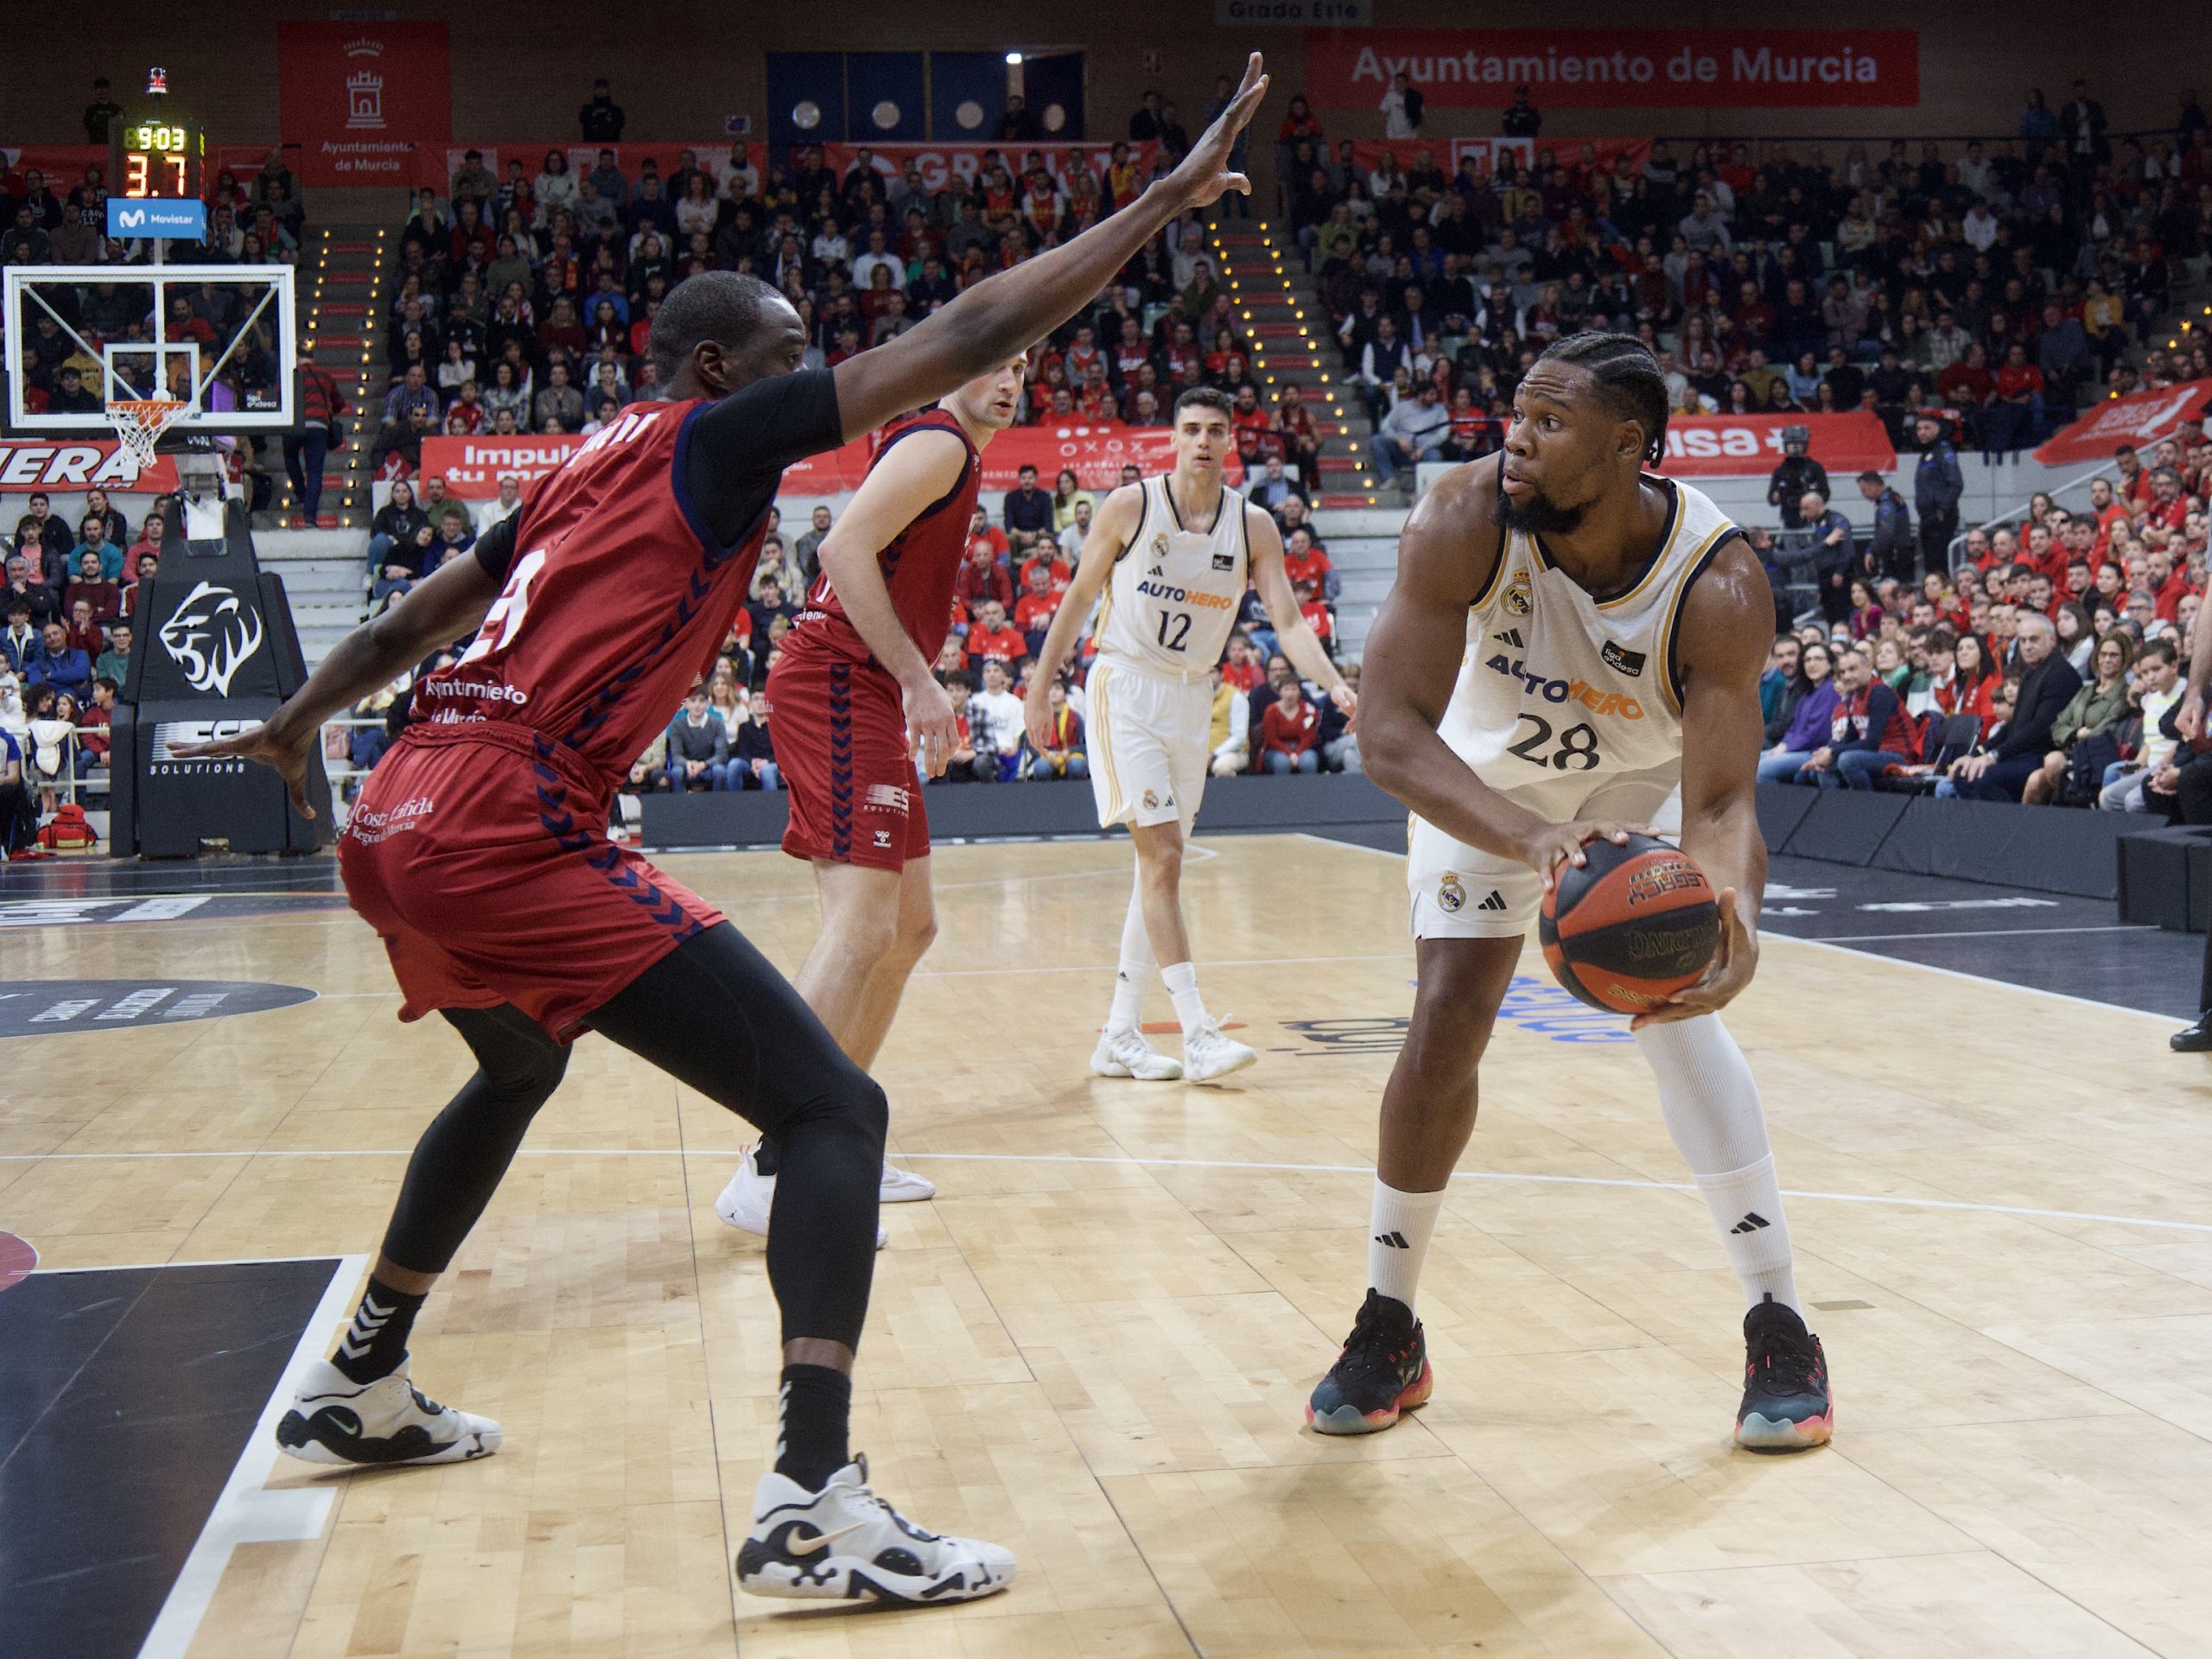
[737,1455,1015,1605]
[274,1357,500,1466]
[1182,1015,1259,1083]
[1090,1024,1184,1081]
[879,1159,935,1203]
[715,1145,887,1249]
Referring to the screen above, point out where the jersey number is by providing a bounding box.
[1505,714,1602,771]
[1155,610,1192,652]
[459,549,547,664]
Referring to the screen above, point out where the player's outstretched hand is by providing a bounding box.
[1168,54,1268,209]
[1327,682,1357,721]
[172,713,317,820]
[2179,687,2205,744]
[1524,819,1646,896]
[1631,886,1756,1029]
[1020,677,1056,757]
[903,671,962,779]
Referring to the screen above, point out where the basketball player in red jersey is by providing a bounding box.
[715,357,1024,1240]
[181,54,1272,1609]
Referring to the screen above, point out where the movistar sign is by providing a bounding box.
[107,198,207,238]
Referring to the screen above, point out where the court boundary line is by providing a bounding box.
[14,1149,2212,1237]
[136,1252,366,1659]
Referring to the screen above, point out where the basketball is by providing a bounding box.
[1539,835,1720,1015]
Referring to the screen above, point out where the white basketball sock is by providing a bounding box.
[1367,1179,1445,1313]
[1633,1015,1802,1313]
[1109,874,1153,1032]
[1160,961,1207,1035]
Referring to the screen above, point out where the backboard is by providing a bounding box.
[3,263,297,435]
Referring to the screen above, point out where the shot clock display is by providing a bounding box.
[110,111,206,200]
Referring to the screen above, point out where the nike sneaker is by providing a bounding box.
[1306,1290,1433,1434]
[1181,1015,1258,1084]
[737,1454,1016,1605]
[1735,1295,1834,1451]
[275,1357,500,1466]
[1090,1024,1183,1081]
[715,1145,887,1248]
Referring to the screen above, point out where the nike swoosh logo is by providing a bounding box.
[788,1521,867,1557]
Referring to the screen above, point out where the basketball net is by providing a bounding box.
[106,397,191,478]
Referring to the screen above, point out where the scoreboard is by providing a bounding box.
[109,94,206,201]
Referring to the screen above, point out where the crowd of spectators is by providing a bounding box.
[1754,429,2206,814]
[361,90,1339,499]
[0,485,140,848]
[1285,80,2209,492]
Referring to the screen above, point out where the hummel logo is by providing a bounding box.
[338,1294,395,1359]
[1493,627,1524,648]
[1731,1211,1771,1234]
[1476,890,1509,912]
[1373,1230,1410,1249]
[788,1521,868,1557]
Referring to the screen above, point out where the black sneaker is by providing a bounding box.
[1735,1295,1833,1452]
[1306,1290,1433,1434]
[2172,1012,2212,1053]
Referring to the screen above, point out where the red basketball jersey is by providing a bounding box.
[409,399,770,789]
[786,409,980,666]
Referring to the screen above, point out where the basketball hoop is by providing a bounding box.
[106,397,191,477]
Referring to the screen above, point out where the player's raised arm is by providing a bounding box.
[171,518,513,816]
[1361,460,1634,878]
[813,427,971,775]
[833,55,1268,438]
[1023,482,1141,749]
[1247,505,1352,712]
[1632,536,1774,1028]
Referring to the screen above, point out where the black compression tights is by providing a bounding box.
[378,923,886,1351]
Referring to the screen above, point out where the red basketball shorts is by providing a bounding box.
[338,724,723,1043]
[767,649,930,871]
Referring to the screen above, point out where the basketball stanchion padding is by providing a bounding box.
[1539,834,1720,1014]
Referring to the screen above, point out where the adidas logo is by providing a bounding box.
[1731,1211,1771,1235]
[1492,627,1524,647]
[1476,890,1509,912]
[1373,1230,1410,1249]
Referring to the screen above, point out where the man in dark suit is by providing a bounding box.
[1941,613,2081,800]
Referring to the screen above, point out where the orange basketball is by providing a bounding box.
[1538,835,1719,1014]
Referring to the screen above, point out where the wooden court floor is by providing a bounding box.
[6,831,2212,1658]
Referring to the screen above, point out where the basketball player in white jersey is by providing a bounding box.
[1306,334,1833,1450]
[1025,385,1354,1081]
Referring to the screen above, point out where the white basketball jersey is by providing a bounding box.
[1438,474,1737,823]
[1095,474,1249,681]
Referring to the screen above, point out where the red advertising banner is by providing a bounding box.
[0,440,177,493]
[1653,410,1893,479]
[421,420,1221,500]
[1,143,297,192]
[1346,136,1653,180]
[278,21,452,188]
[982,423,1240,490]
[1306,29,1918,110]
[2033,378,2212,467]
[822,141,1159,195]
[421,432,877,499]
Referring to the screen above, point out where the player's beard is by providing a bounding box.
[1499,486,1588,537]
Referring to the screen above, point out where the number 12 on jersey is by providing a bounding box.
[1154,610,1192,652]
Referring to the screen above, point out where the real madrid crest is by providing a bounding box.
[1438,872,1466,912]
[1142,788,1160,810]
[1150,531,1171,560]
[1502,569,1533,618]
